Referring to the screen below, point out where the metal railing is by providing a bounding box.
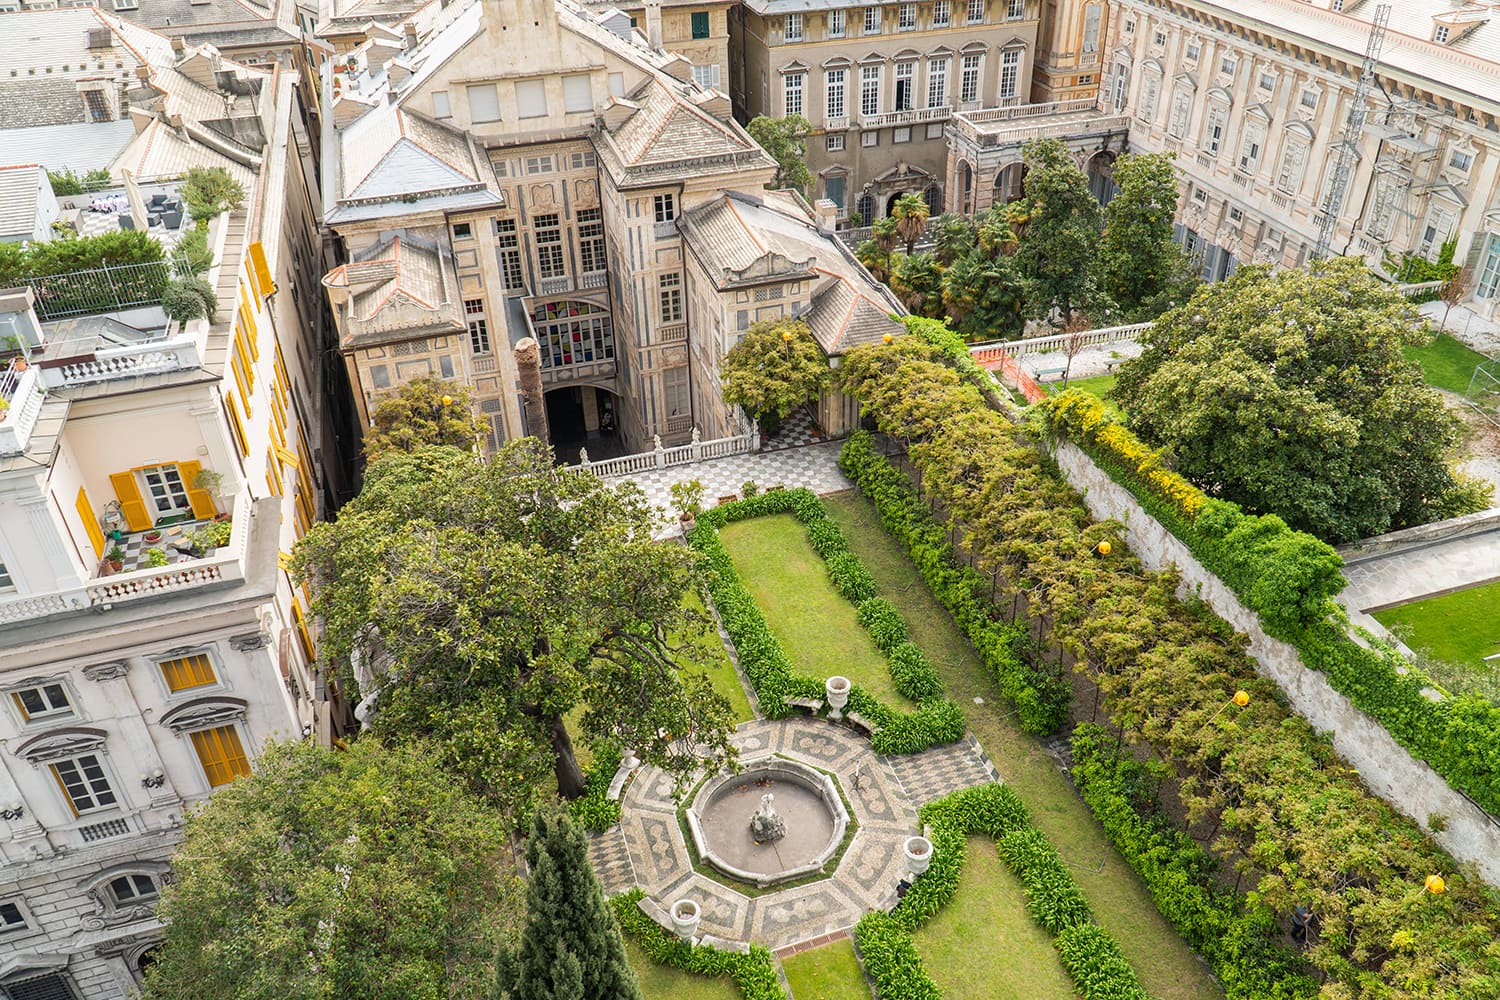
[22,258,192,321]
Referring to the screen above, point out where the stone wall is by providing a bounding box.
[1049,439,1500,885]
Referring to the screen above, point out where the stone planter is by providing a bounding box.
[904,835,933,876]
[825,675,851,720]
[622,747,640,770]
[670,899,701,942]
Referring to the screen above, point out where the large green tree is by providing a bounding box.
[1013,138,1104,325]
[1113,258,1490,542]
[139,739,518,1000]
[719,317,830,430]
[941,251,1024,341]
[496,809,642,1000]
[292,440,737,812]
[890,191,930,254]
[746,114,813,192]
[889,251,945,318]
[1093,152,1198,321]
[363,376,485,461]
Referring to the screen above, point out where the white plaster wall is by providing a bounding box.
[1050,439,1500,885]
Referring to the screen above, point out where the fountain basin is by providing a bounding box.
[686,756,849,887]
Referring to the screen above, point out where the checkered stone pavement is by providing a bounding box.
[586,825,637,897]
[760,406,826,452]
[884,735,1000,808]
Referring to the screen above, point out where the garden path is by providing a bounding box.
[1339,526,1500,612]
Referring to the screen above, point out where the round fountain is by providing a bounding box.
[686,756,849,887]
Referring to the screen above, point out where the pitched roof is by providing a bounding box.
[321,234,465,347]
[0,165,46,239]
[680,190,903,355]
[330,101,500,219]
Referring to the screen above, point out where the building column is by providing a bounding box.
[90,658,184,824]
[18,493,87,595]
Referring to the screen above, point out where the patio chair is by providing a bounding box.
[118,215,135,231]
[161,209,184,229]
[149,193,169,208]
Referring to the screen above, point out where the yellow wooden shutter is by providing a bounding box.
[191,726,251,786]
[159,653,217,691]
[108,471,152,531]
[74,487,105,557]
[248,241,276,298]
[226,395,250,457]
[176,460,217,519]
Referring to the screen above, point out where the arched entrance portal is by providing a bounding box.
[1086,150,1118,205]
[545,384,623,464]
[994,162,1027,205]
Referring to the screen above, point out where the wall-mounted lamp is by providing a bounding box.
[1,802,23,821]
[141,769,166,790]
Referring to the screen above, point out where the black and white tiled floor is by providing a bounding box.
[107,519,214,572]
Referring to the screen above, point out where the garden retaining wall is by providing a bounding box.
[1050,439,1500,885]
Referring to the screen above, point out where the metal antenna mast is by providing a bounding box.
[1313,3,1390,261]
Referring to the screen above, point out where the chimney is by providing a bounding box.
[644,0,663,50]
[134,64,151,81]
[170,36,186,55]
[404,22,419,50]
[813,198,839,233]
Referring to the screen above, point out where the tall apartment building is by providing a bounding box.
[1100,0,1500,305]
[1031,0,1110,103]
[731,0,1041,222]
[320,0,900,460]
[0,16,345,998]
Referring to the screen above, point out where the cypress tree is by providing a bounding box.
[496,809,642,1000]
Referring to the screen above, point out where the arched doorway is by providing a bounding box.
[544,384,623,464]
[1086,150,1118,205]
[886,190,919,216]
[994,162,1027,205]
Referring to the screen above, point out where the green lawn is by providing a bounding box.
[681,592,757,724]
[824,492,1223,1000]
[1046,373,1124,418]
[911,836,1074,1000]
[1405,332,1492,393]
[627,939,743,1000]
[1373,579,1500,699]
[782,939,871,1000]
[718,513,913,709]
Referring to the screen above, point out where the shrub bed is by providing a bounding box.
[570,740,623,833]
[612,889,785,999]
[853,783,1152,1000]
[690,488,963,754]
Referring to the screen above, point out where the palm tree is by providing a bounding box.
[856,239,892,283]
[891,192,931,254]
[931,213,977,265]
[871,216,900,254]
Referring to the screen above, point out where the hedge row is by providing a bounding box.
[690,488,965,754]
[853,783,1153,1000]
[1070,724,1318,1000]
[1040,388,1500,818]
[570,740,623,833]
[838,432,1070,733]
[612,889,785,999]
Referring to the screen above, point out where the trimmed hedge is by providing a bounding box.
[853,783,1154,1000]
[1070,724,1319,1000]
[839,432,1070,734]
[690,488,963,755]
[1040,388,1500,818]
[612,889,786,999]
[570,740,623,833]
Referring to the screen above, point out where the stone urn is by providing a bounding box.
[825,675,851,720]
[670,899,701,942]
[904,835,933,876]
[622,747,640,770]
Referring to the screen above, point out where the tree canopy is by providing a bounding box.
[1093,153,1198,321]
[363,376,485,462]
[1113,258,1491,542]
[291,440,737,815]
[719,317,830,428]
[746,114,813,192]
[139,739,518,1000]
[891,192,930,255]
[1013,138,1104,325]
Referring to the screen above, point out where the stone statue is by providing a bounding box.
[749,792,786,844]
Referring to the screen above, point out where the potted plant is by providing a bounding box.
[669,479,705,532]
[143,548,169,568]
[106,545,125,573]
[192,468,226,517]
[143,530,163,544]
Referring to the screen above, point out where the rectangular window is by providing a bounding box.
[1238,125,1264,173]
[571,151,597,169]
[691,64,722,88]
[563,74,592,113]
[1186,42,1200,62]
[1258,72,1275,92]
[1276,141,1307,193]
[1422,207,1455,256]
[496,218,524,291]
[999,49,1020,99]
[933,0,950,26]
[864,6,880,33]
[966,0,983,24]
[452,222,473,240]
[578,207,606,272]
[432,90,451,118]
[861,64,880,116]
[0,557,11,591]
[1203,105,1226,155]
[861,130,879,147]
[691,11,709,38]
[0,900,26,932]
[1477,233,1500,299]
[467,83,500,123]
[784,71,804,115]
[893,125,911,143]
[960,53,981,103]
[829,9,846,37]
[525,155,556,174]
[1168,89,1191,137]
[899,3,915,29]
[51,754,117,816]
[1435,25,1449,44]
[827,133,845,151]
[534,301,614,368]
[191,725,252,788]
[825,174,846,208]
[83,88,110,122]
[465,300,491,353]
[664,365,690,417]
[1083,4,1101,52]
[11,683,71,721]
[654,193,676,222]
[1138,73,1160,122]
[609,72,625,97]
[1300,89,1318,110]
[1450,150,1473,171]
[1220,55,1236,77]
[927,57,948,107]
[785,13,803,40]
[534,213,565,279]
[1153,29,1166,46]
[827,69,846,118]
[894,61,914,111]
[1007,0,1023,19]
[659,272,683,322]
[159,653,217,692]
[110,874,158,905]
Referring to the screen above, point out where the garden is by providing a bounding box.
[1374,578,1500,700]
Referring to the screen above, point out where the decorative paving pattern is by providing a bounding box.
[885,734,1001,808]
[586,825,636,896]
[760,406,826,452]
[609,717,996,950]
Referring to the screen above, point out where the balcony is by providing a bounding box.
[657,323,687,344]
[580,271,608,290]
[950,99,1127,151]
[0,360,44,456]
[654,220,679,241]
[858,105,952,129]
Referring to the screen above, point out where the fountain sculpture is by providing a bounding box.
[750,792,787,843]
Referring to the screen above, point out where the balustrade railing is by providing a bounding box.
[0,363,44,456]
[858,105,952,128]
[575,427,757,478]
[969,320,1153,359]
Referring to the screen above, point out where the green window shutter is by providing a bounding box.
[692,11,709,37]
